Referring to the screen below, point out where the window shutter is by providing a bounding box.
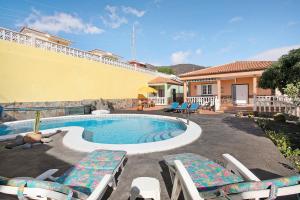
[212,84,217,95]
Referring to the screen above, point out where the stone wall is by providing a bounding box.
[0,98,138,122]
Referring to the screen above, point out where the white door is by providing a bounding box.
[233,85,248,105]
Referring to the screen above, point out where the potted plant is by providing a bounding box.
[137,100,144,111]
[24,111,42,143]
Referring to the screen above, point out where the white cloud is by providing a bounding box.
[122,6,146,17]
[229,16,243,23]
[249,45,300,61]
[173,31,196,41]
[20,9,103,34]
[101,5,128,29]
[287,21,299,27]
[171,51,191,64]
[195,48,203,55]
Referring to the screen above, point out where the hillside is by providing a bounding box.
[168,64,205,75]
[148,64,205,75]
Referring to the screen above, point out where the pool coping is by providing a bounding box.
[0,114,202,154]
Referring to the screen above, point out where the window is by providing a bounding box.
[202,84,212,95]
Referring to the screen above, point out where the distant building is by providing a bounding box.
[88,49,122,61]
[179,61,274,111]
[20,27,72,46]
[128,60,147,68]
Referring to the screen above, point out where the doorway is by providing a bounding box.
[232,84,248,105]
[172,89,176,102]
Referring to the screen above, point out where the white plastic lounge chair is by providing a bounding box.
[164,153,300,200]
[0,150,127,200]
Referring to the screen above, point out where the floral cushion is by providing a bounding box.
[76,160,121,170]
[85,150,126,162]
[185,159,244,191]
[56,166,113,197]
[221,175,300,194]
[0,176,27,187]
[0,176,74,200]
[164,153,209,166]
[164,153,244,191]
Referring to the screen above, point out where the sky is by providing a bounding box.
[0,0,300,66]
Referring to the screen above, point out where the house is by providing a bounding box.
[88,49,122,61]
[20,27,72,46]
[179,61,273,111]
[148,76,183,105]
[129,60,147,68]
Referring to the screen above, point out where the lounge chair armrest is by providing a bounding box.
[35,169,59,181]
[222,154,260,181]
[87,174,112,200]
[174,160,204,200]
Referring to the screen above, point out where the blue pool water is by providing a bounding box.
[0,117,187,144]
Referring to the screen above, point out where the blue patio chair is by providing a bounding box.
[188,103,199,113]
[165,102,179,112]
[175,102,188,113]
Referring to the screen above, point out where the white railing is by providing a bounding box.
[0,27,171,77]
[187,96,217,106]
[148,97,168,105]
[254,95,300,117]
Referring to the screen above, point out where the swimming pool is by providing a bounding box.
[0,114,202,154]
[0,116,186,144]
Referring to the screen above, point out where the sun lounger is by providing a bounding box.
[175,102,188,113]
[188,103,200,113]
[164,153,300,200]
[0,149,127,200]
[165,102,180,112]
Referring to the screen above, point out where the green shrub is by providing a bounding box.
[273,113,286,123]
[253,111,259,117]
[256,118,270,130]
[248,114,254,119]
[265,130,300,171]
[235,111,243,118]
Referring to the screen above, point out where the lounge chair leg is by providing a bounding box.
[171,175,181,200]
[112,177,117,190]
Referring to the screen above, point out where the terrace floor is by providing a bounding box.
[0,110,298,200]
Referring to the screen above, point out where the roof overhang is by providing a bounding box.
[180,70,264,81]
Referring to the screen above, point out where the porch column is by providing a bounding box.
[164,83,168,105]
[183,81,187,102]
[216,79,221,111]
[253,77,257,111]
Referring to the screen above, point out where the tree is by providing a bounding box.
[284,82,300,104]
[259,48,300,93]
[157,67,174,75]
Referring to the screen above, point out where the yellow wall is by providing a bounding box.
[0,40,155,103]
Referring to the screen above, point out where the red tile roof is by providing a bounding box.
[148,77,182,85]
[179,61,273,77]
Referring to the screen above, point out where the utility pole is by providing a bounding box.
[131,23,136,60]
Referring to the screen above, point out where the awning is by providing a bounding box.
[138,86,157,94]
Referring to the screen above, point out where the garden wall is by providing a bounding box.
[0,40,154,103]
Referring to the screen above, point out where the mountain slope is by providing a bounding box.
[152,64,205,75]
[169,64,205,75]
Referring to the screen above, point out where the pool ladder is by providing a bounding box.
[182,107,190,125]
